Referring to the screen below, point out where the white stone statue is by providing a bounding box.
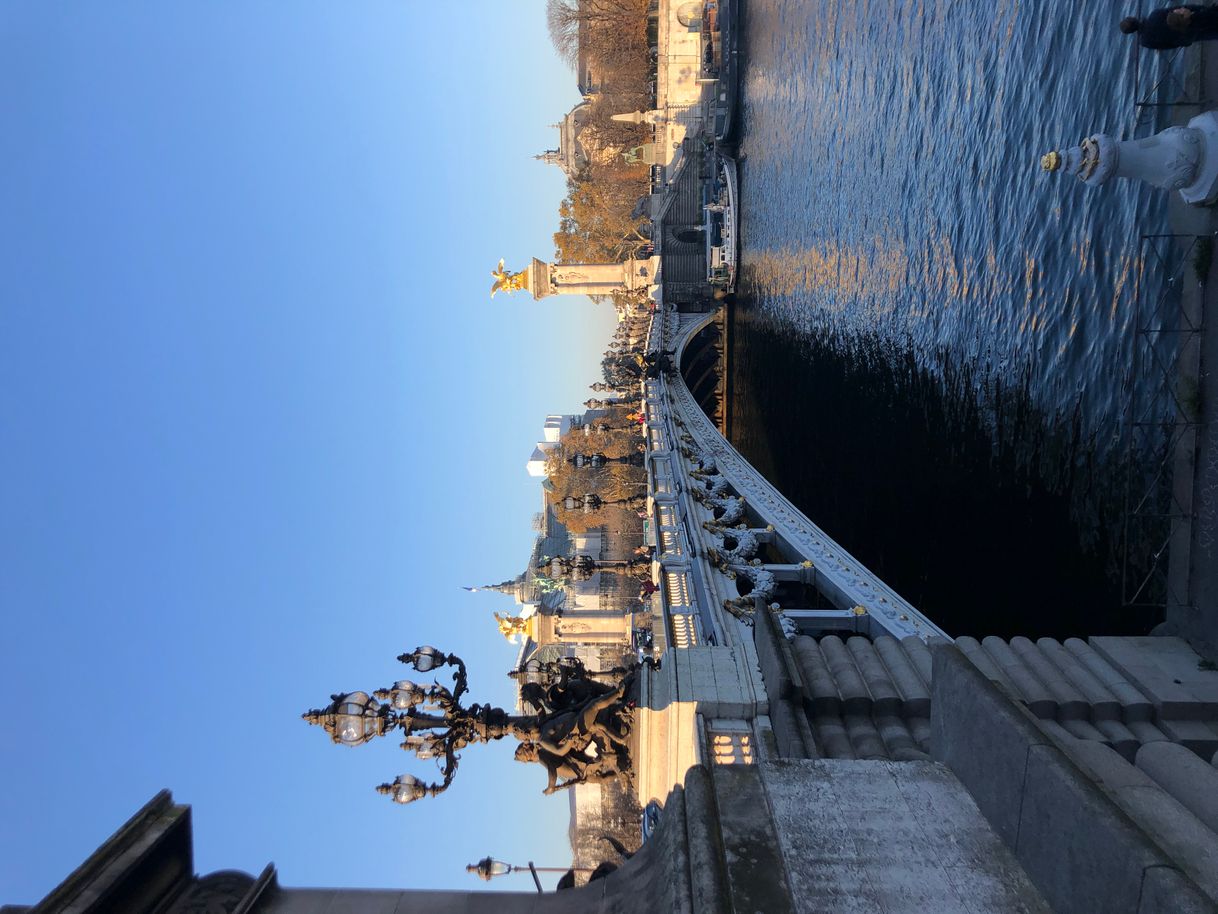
[1042,112,1218,206]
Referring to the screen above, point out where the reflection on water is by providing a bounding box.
[731,0,1177,637]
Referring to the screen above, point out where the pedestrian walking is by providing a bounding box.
[1120,5,1218,49]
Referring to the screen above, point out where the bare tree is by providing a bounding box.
[546,0,581,68]
[546,0,650,71]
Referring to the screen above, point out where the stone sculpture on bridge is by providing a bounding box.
[303,646,637,804]
[490,259,529,297]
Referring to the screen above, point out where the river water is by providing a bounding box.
[731,0,1188,638]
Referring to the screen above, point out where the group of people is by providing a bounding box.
[1122,5,1218,49]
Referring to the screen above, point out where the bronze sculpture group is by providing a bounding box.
[302,647,636,804]
[514,659,636,795]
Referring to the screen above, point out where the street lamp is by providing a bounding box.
[562,493,604,514]
[377,773,446,805]
[304,646,638,807]
[375,680,426,710]
[467,856,589,893]
[468,857,514,880]
[301,691,390,747]
[398,645,442,673]
[303,646,519,804]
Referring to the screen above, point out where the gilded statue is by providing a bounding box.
[494,611,530,639]
[490,259,528,297]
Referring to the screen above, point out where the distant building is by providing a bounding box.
[526,414,576,478]
[536,101,591,180]
[476,488,631,674]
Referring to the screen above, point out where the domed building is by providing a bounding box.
[536,100,591,180]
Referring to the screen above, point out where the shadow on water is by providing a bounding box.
[722,0,1192,639]
[728,303,1161,640]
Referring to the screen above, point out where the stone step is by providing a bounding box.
[1090,636,1218,721]
[784,634,1213,765]
[873,635,931,717]
[1037,637,1122,721]
[1136,741,1218,835]
[847,636,902,717]
[789,634,937,761]
[1063,637,1154,722]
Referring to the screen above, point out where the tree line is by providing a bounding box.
[547,0,655,265]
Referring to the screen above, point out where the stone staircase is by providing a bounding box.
[782,632,1218,767]
[790,634,936,760]
[932,641,1218,913]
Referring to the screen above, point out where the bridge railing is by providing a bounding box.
[650,308,948,643]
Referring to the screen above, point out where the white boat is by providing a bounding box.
[705,154,738,289]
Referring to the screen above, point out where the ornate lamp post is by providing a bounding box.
[303,646,518,804]
[304,646,639,805]
[570,452,607,469]
[560,493,646,516]
[467,856,592,892]
[569,451,644,469]
[301,691,393,746]
[562,493,604,514]
[538,552,650,584]
[377,773,446,805]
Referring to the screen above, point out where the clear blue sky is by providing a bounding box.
[0,2,619,902]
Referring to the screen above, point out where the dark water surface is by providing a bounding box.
[731,0,1183,638]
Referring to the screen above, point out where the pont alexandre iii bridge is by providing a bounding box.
[616,308,1218,914]
[17,310,1218,914]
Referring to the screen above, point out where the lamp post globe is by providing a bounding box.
[467,857,513,881]
[374,679,426,710]
[377,774,428,805]
[301,691,387,747]
[398,645,443,673]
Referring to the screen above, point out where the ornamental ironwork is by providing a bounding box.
[303,646,637,804]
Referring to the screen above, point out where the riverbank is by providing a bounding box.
[1165,42,1218,662]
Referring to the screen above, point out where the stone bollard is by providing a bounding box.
[1010,637,1090,721]
[1036,637,1122,722]
[954,636,1017,693]
[1042,112,1218,205]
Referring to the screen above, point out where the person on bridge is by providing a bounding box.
[1120,5,1218,49]
[643,353,675,378]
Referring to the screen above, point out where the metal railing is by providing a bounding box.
[1120,233,1207,607]
[1131,46,1203,137]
